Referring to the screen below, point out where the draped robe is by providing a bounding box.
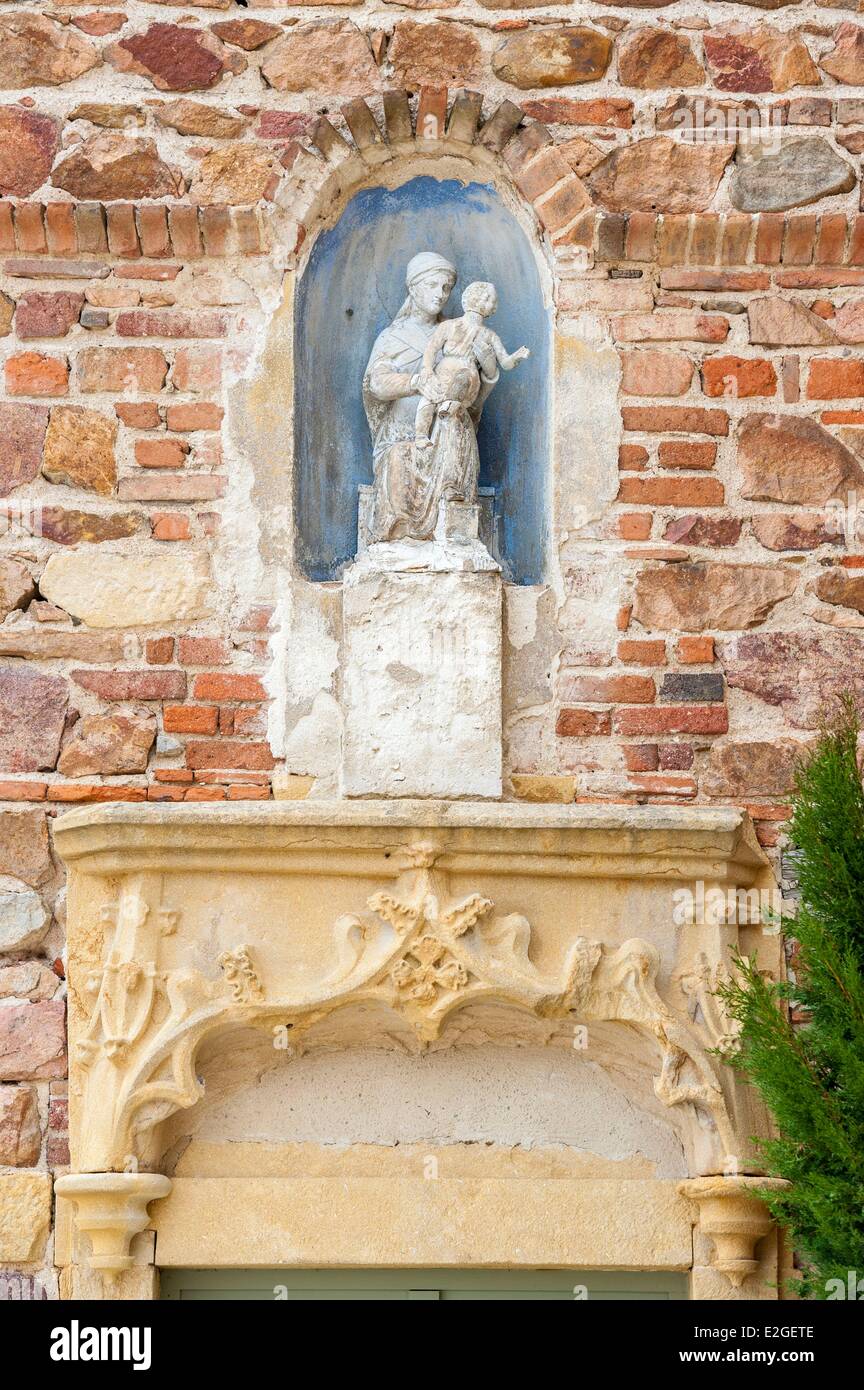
[362,311,496,543]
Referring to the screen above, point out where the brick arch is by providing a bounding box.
[276,86,593,263]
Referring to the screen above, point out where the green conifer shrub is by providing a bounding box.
[719,696,864,1299]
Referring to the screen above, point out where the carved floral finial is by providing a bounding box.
[218,946,264,1003]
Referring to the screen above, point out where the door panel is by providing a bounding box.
[161,1269,687,1301]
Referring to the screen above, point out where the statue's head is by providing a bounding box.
[405,251,457,319]
[462,282,497,318]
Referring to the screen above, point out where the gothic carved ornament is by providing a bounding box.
[67,840,742,1177]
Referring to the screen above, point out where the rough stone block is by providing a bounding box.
[342,569,502,798]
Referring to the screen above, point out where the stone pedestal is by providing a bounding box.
[342,562,502,798]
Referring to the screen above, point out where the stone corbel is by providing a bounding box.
[55,1173,171,1284]
[679,1176,790,1288]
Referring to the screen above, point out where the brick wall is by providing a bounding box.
[2,1,864,1291]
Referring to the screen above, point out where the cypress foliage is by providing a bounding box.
[719,696,864,1299]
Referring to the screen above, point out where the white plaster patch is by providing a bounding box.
[191,1045,686,1179]
[553,318,621,539]
[505,584,540,651]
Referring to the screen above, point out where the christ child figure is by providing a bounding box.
[413,281,530,450]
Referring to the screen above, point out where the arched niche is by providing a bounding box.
[294,174,551,584]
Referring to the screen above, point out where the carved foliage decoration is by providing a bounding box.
[74,846,738,1172]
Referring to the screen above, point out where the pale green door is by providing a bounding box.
[161,1269,687,1300]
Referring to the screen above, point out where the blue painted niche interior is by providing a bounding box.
[294,176,550,584]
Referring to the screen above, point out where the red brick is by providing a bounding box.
[106,203,140,258]
[677,636,715,663]
[619,444,648,471]
[806,358,864,399]
[658,440,717,470]
[555,708,612,737]
[171,347,222,393]
[722,215,752,267]
[701,356,777,399]
[78,346,168,393]
[114,263,180,282]
[661,516,731,552]
[522,97,633,129]
[657,216,689,268]
[135,438,190,469]
[613,313,729,344]
[15,291,84,339]
[163,704,218,734]
[115,402,161,429]
[184,785,227,801]
[14,204,47,255]
[236,605,274,632]
[620,350,693,397]
[628,772,696,796]
[815,213,847,266]
[0,205,14,253]
[849,215,864,266]
[136,206,170,259]
[71,670,186,701]
[185,740,276,770]
[47,785,147,803]
[622,743,659,772]
[44,205,77,258]
[690,213,720,266]
[178,637,229,665]
[622,406,729,436]
[821,408,864,424]
[659,743,694,770]
[562,674,655,704]
[0,781,47,800]
[192,673,267,702]
[782,355,800,404]
[5,352,68,397]
[200,206,231,257]
[618,513,652,541]
[227,784,270,800]
[231,706,266,736]
[625,211,656,261]
[777,269,864,289]
[617,639,666,666]
[755,214,784,265]
[782,214,817,266]
[658,270,768,292]
[618,477,725,506]
[612,705,728,735]
[145,636,174,665]
[115,310,228,339]
[118,475,224,501]
[165,403,223,432]
[151,512,191,540]
[148,784,187,802]
[168,205,203,260]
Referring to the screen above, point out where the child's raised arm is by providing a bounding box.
[487,330,530,371]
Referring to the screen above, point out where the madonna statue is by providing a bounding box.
[362,251,501,544]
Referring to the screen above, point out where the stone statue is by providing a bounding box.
[414,282,529,451]
[361,253,526,549]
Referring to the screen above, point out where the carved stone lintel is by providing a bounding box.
[679,1176,790,1288]
[56,1173,172,1284]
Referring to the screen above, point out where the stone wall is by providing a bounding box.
[1,0,864,1294]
